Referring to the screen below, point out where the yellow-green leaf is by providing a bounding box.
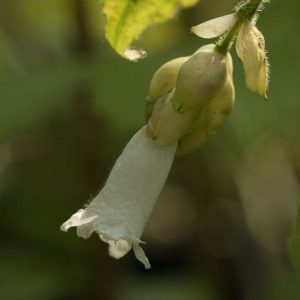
[102,0,199,61]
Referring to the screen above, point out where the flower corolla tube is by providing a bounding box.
[61,127,177,269]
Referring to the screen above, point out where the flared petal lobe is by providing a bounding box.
[192,14,237,39]
[236,22,269,98]
[61,126,177,269]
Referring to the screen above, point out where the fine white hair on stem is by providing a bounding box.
[61,126,177,269]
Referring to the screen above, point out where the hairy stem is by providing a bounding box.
[236,0,267,20]
[215,0,267,54]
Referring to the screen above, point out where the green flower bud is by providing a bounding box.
[146,44,235,154]
[172,44,228,113]
[146,56,190,120]
[176,68,235,156]
[146,90,198,146]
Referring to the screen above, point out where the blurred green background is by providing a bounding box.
[1,0,300,299]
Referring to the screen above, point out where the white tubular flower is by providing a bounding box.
[61,126,177,269]
[191,14,237,39]
[236,22,269,99]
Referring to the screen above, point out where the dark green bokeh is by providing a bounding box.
[1,0,300,299]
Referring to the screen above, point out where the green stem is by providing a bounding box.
[237,0,266,20]
[215,17,244,55]
[215,0,266,54]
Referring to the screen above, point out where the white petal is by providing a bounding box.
[236,23,269,98]
[77,221,97,239]
[106,239,132,259]
[60,209,97,232]
[61,126,176,268]
[133,244,151,269]
[192,14,237,39]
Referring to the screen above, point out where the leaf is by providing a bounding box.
[102,0,199,61]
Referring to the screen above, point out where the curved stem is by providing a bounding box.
[215,0,267,54]
[215,17,244,55]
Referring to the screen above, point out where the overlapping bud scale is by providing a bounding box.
[147,44,235,155]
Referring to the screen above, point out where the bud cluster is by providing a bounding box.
[192,0,269,99]
[145,0,270,154]
[146,45,234,155]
